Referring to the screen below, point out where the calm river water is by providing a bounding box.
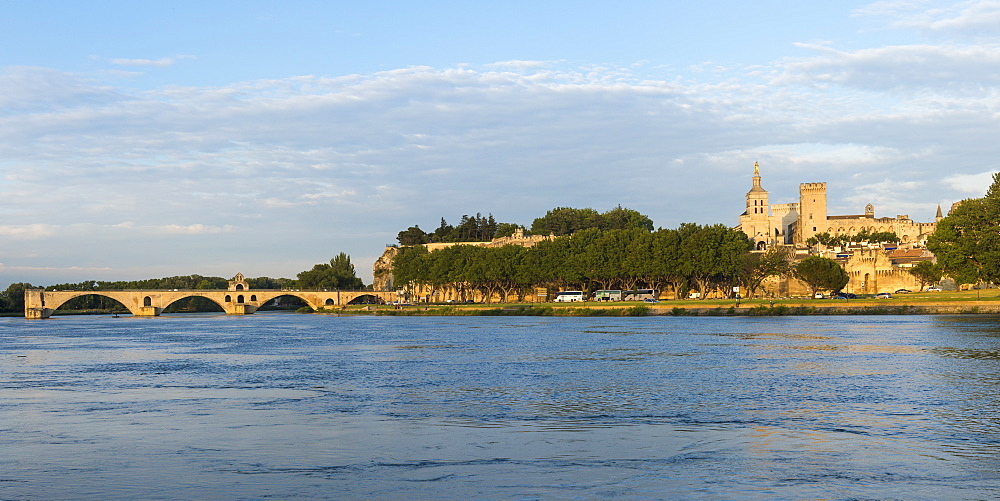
[3,313,1000,499]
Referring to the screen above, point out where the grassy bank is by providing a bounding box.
[316,290,1000,317]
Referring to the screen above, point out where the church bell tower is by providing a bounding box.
[740,162,772,250]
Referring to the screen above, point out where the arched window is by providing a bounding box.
[143,296,152,307]
[325,298,335,306]
[225,295,232,303]
[236,284,245,291]
[250,295,257,302]
[237,295,245,304]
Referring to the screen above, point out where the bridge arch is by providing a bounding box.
[43,292,139,316]
[256,294,309,311]
[161,295,227,314]
[347,294,386,305]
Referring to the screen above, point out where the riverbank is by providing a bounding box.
[319,290,1000,316]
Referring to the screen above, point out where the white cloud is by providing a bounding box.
[0,66,119,111]
[779,42,1000,90]
[944,171,997,193]
[110,56,195,67]
[858,0,1000,35]
[0,224,58,240]
[157,224,236,235]
[1,265,112,272]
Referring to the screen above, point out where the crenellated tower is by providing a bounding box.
[797,182,828,243]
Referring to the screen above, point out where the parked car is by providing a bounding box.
[925,287,943,292]
[894,289,912,294]
[833,292,857,299]
[875,292,892,299]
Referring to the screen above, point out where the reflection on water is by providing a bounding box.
[2,314,1000,498]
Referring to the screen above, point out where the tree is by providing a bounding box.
[678,224,752,299]
[494,222,523,238]
[531,207,602,236]
[738,246,794,298]
[431,218,455,242]
[908,260,942,291]
[0,282,34,313]
[392,245,431,288]
[397,225,429,246]
[927,173,1000,286]
[530,206,654,236]
[297,253,365,290]
[793,256,849,297]
[601,205,654,232]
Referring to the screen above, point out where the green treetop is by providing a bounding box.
[927,173,1000,285]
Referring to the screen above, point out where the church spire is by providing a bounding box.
[936,204,944,222]
[749,161,764,192]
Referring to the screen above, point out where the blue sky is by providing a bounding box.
[1,0,998,286]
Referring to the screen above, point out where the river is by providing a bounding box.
[2,313,1000,499]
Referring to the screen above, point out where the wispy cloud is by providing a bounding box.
[779,42,1000,90]
[158,224,236,235]
[109,55,195,67]
[858,0,1000,35]
[0,224,58,240]
[944,171,998,194]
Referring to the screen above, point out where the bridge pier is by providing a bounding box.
[137,306,162,317]
[25,308,53,319]
[228,304,258,315]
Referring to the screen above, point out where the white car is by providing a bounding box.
[925,287,943,292]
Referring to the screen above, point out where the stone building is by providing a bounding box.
[737,162,941,249]
[739,162,942,295]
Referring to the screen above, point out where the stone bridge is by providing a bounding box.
[24,288,400,319]
[24,273,403,319]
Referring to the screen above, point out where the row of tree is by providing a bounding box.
[392,224,848,301]
[529,206,655,236]
[806,230,900,247]
[396,206,656,246]
[397,213,521,245]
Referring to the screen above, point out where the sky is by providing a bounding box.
[2,0,999,287]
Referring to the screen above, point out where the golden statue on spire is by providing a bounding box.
[754,161,759,176]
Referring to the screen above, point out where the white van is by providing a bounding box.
[554,291,585,302]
